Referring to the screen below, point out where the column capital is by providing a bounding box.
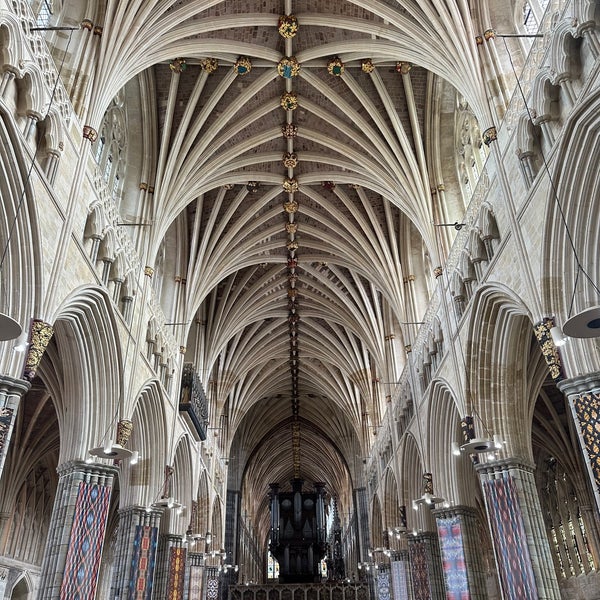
[56,459,119,479]
[474,457,535,476]
[0,374,30,397]
[558,371,600,396]
[432,504,477,520]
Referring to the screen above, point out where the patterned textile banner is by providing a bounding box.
[128,525,159,600]
[409,542,431,600]
[60,482,111,600]
[377,569,391,600]
[572,391,600,493]
[189,565,203,599]
[483,476,538,600]
[390,560,409,600]
[167,546,187,599]
[205,568,220,600]
[436,515,469,600]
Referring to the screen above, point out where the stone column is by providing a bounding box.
[432,505,487,599]
[558,372,600,515]
[37,460,118,599]
[476,459,561,600]
[109,506,162,599]
[407,532,444,600]
[353,488,371,561]
[0,375,30,479]
[155,534,187,599]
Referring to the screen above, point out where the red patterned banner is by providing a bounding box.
[167,546,187,599]
[483,476,538,600]
[409,542,431,600]
[128,525,158,600]
[60,482,112,600]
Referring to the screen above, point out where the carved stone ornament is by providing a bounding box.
[475,35,484,45]
[280,92,298,111]
[169,57,187,73]
[396,61,412,75]
[533,318,564,381]
[433,266,443,278]
[282,124,298,138]
[284,199,299,213]
[117,419,134,447]
[287,240,299,251]
[483,126,497,146]
[23,320,54,381]
[200,57,219,73]
[144,266,154,277]
[322,181,335,191]
[234,56,252,76]
[285,222,298,234]
[83,125,98,142]
[283,177,299,193]
[278,56,300,78]
[327,57,345,76]
[246,181,259,193]
[81,19,93,31]
[361,59,374,73]
[278,14,299,38]
[282,152,298,168]
[484,29,496,41]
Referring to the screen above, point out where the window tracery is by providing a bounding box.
[454,98,487,205]
[94,92,127,207]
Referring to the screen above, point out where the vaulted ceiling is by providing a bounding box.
[92,0,488,539]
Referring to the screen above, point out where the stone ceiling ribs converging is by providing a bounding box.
[94,0,488,533]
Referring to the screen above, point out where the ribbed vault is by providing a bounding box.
[87,0,486,539]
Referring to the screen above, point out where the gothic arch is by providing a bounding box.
[196,470,210,536]
[169,434,195,535]
[382,468,400,533]
[543,88,600,375]
[370,494,384,549]
[400,432,424,533]
[0,108,41,376]
[8,571,33,599]
[466,284,535,461]
[122,380,168,507]
[427,380,476,505]
[49,286,123,463]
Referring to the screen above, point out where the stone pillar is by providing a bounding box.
[110,506,162,599]
[558,372,600,515]
[155,534,187,599]
[0,375,30,479]
[37,461,118,599]
[353,488,371,561]
[476,459,561,600]
[407,532,445,600]
[432,505,487,599]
